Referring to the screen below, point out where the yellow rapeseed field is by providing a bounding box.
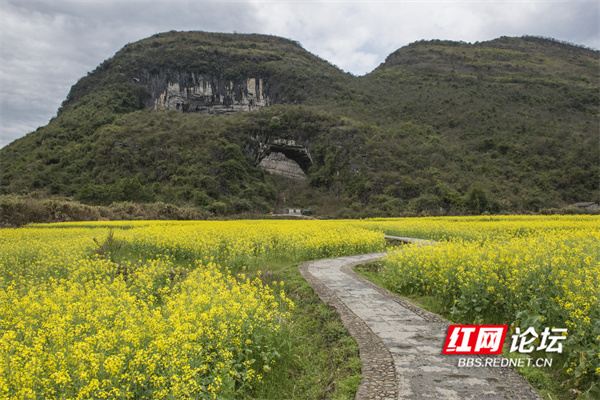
[375,215,599,388]
[0,220,385,399]
[1,216,598,397]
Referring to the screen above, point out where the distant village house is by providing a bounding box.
[285,208,311,216]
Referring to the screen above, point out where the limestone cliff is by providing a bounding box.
[144,70,270,114]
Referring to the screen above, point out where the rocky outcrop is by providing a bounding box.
[135,68,317,180]
[257,138,313,170]
[139,68,315,180]
[258,152,307,181]
[250,136,313,180]
[145,70,270,114]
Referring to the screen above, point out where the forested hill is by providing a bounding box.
[1,32,598,219]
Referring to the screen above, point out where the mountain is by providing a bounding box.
[1,32,598,219]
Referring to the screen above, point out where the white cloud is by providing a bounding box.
[1,0,598,147]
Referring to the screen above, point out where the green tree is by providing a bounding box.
[464,183,489,215]
[111,178,147,202]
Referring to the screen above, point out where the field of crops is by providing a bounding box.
[0,220,385,399]
[374,215,599,392]
[1,216,598,398]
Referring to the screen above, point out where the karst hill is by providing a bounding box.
[1,31,598,219]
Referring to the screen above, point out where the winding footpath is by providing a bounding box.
[298,236,542,400]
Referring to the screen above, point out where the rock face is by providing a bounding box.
[258,152,307,180]
[142,69,314,180]
[140,68,315,180]
[250,137,313,180]
[145,70,270,114]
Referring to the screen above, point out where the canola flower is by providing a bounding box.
[0,220,385,399]
[3,216,597,395]
[0,260,293,399]
[377,215,599,387]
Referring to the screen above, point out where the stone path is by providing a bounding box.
[298,239,542,400]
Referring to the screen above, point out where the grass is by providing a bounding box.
[95,233,362,399]
[237,259,362,399]
[503,352,581,400]
[352,261,585,400]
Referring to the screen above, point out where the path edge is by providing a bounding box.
[299,257,398,400]
[298,245,543,400]
[341,261,447,324]
[345,244,543,400]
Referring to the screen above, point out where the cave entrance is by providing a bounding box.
[257,144,313,181]
[266,144,313,173]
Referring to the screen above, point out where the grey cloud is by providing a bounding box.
[1,0,598,148]
[1,0,262,147]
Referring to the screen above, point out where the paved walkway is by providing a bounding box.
[298,241,542,400]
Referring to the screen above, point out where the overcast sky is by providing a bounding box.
[1,0,598,148]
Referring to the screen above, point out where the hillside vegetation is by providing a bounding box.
[1,32,598,221]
